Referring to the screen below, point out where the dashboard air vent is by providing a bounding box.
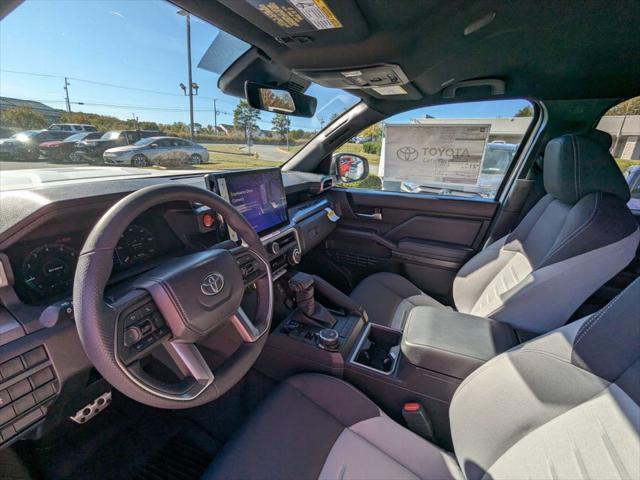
[320,177,334,192]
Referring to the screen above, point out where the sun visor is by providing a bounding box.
[198,31,251,75]
[218,0,369,47]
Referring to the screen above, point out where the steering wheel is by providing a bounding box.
[73,184,273,409]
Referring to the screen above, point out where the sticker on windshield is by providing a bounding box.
[382,124,491,188]
[247,0,341,32]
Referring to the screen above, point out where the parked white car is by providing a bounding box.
[103,136,209,167]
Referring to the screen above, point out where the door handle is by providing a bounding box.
[355,209,382,221]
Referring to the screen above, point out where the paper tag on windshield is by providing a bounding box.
[288,0,342,29]
[371,85,407,96]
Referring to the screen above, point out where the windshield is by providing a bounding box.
[100,131,122,140]
[10,131,39,139]
[64,133,88,142]
[134,137,157,146]
[0,0,358,187]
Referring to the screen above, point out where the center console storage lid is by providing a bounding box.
[401,306,518,379]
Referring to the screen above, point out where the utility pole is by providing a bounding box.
[64,77,71,113]
[177,10,195,141]
[213,98,218,135]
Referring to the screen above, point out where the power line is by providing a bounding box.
[1,68,238,104]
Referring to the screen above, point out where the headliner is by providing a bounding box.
[173,0,640,114]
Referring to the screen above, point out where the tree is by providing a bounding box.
[0,106,48,129]
[359,122,382,140]
[233,100,261,140]
[605,97,640,116]
[514,106,534,117]
[271,113,291,141]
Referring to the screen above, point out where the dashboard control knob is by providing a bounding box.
[317,328,340,350]
[288,247,301,265]
[124,326,143,347]
[270,241,281,255]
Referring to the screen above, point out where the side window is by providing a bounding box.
[596,97,640,211]
[340,99,535,198]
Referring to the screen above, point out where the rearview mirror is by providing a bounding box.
[245,81,317,118]
[331,153,369,184]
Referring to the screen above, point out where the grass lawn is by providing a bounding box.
[616,159,640,174]
[336,143,380,165]
[280,142,381,165]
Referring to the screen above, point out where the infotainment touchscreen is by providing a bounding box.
[206,168,288,237]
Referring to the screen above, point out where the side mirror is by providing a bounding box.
[150,143,158,149]
[331,153,369,184]
[245,81,317,118]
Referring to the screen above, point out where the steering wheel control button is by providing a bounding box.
[124,326,143,348]
[317,328,340,350]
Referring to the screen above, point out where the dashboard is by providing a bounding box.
[0,168,338,449]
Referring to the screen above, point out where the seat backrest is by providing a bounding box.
[450,276,640,480]
[452,134,639,333]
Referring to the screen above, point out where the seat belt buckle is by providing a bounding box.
[402,402,435,441]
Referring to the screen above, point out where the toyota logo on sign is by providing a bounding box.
[200,272,225,296]
[396,146,418,162]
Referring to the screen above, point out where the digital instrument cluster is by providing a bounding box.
[13,222,167,304]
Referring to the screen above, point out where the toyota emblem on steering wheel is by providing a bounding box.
[201,272,225,296]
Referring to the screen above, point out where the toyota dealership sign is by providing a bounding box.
[381,124,491,188]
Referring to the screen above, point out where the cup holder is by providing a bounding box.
[350,324,401,375]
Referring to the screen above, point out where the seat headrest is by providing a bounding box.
[543,134,630,204]
[587,129,613,150]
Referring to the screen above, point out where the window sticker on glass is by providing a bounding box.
[247,0,342,33]
[381,124,491,188]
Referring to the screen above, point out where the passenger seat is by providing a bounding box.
[351,134,640,334]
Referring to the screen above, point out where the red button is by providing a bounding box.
[403,402,421,412]
[202,213,215,228]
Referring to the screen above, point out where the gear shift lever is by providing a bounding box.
[288,272,336,328]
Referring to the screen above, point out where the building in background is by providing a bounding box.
[411,115,640,159]
[0,97,61,125]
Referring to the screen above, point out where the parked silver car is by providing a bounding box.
[103,136,209,167]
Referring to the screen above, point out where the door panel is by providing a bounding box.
[321,189,498,302]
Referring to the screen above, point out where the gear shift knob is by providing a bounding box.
[288,272,316,316]
[288,272,336,328]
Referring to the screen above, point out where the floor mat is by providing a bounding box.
[23,396,220,480]
[134,435,214,480]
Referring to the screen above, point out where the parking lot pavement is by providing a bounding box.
[0,160,72,170]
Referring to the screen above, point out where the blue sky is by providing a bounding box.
[1,0,529,130]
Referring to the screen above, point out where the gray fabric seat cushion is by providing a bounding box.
[450,277,640,480]
[350,272,449,329]
[203,373,462,480]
